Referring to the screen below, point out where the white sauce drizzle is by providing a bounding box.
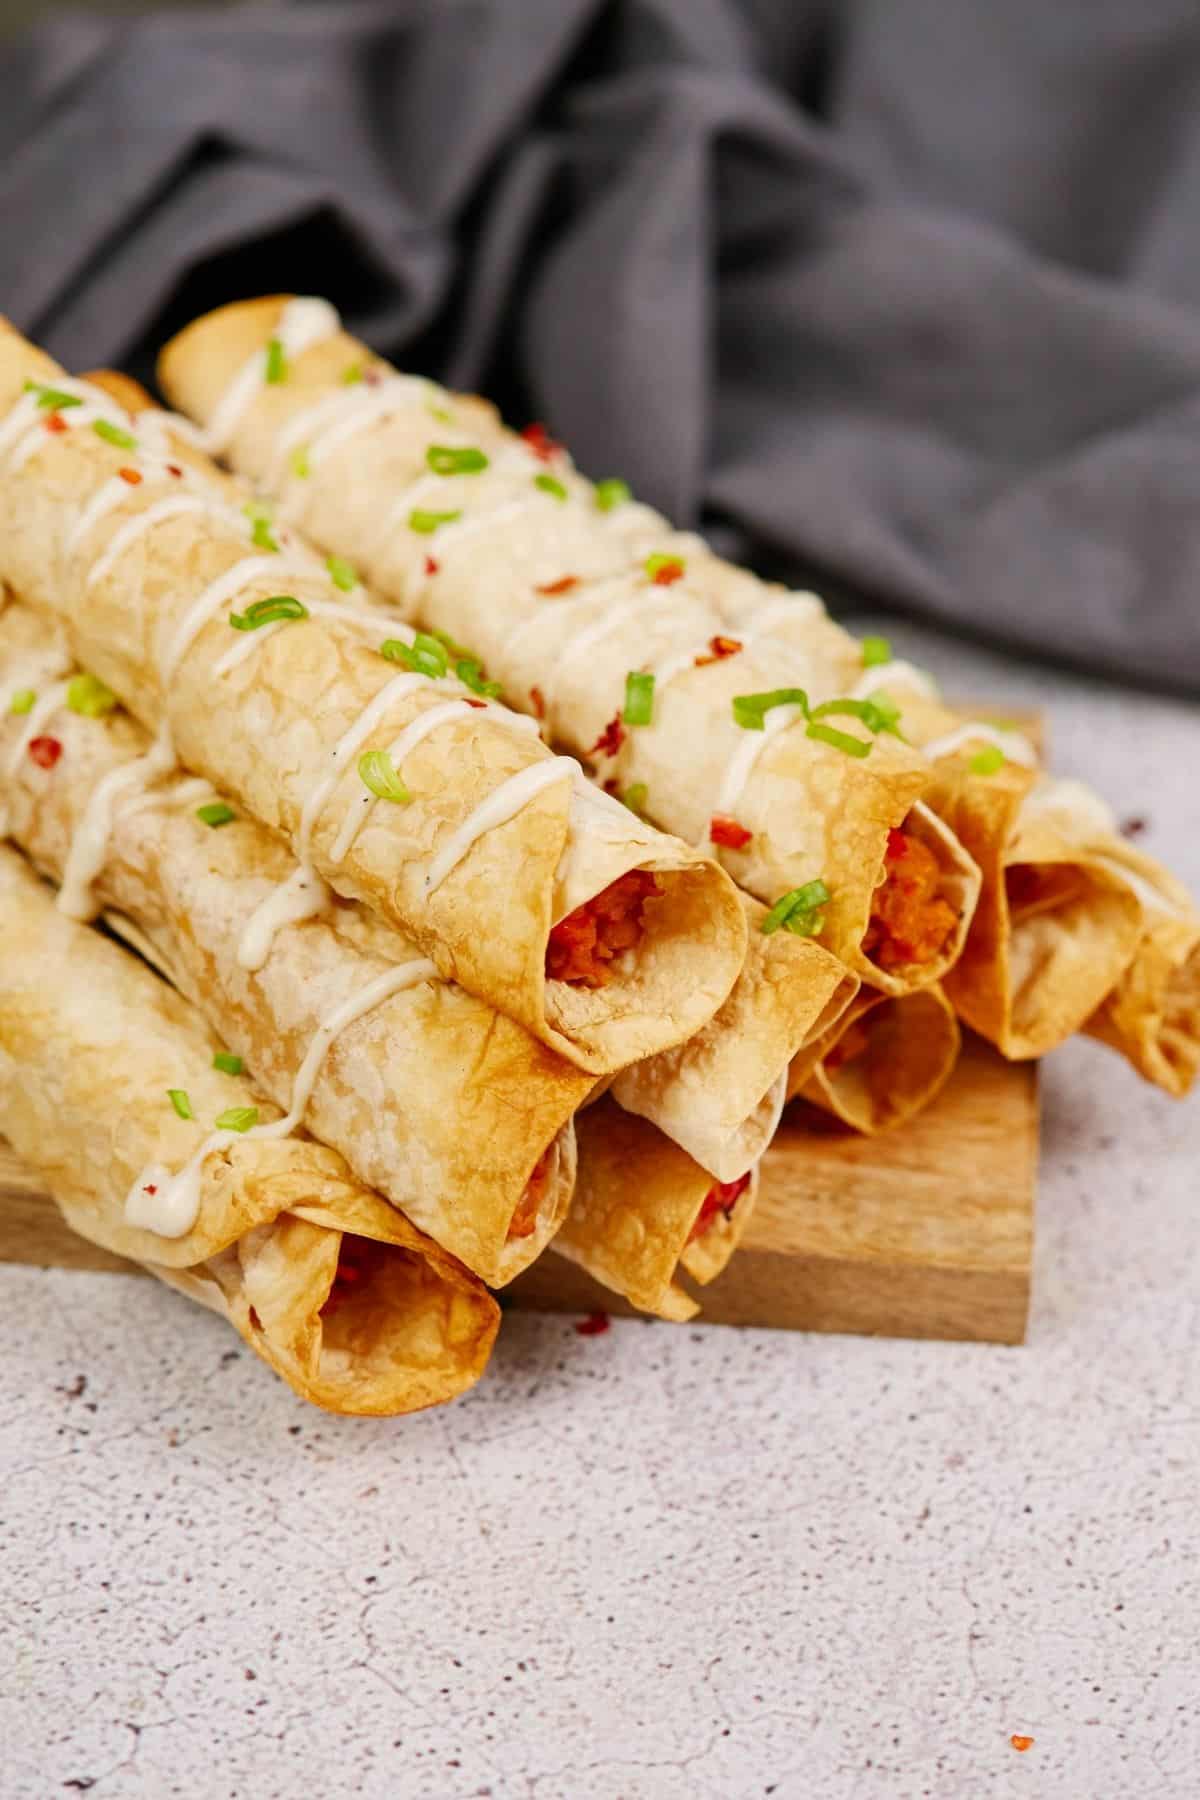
[197,295,341,455]
[424,758,577,897]
[715,701,807,818]
[329,698,472,862]
[86,494,230,591]
[296,671,429,865]
[851,660,939,704]
[7,402,126,475]
[57,740,175,919]
[125,956,436,1238]
[157,554,291,688]
[237,866,331,971]
[921,721,1038,768]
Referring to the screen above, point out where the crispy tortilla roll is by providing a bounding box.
[0,602,587,1285]
[612,890,857,1179]
[0,845,497,1415]
[786,986,961,1134]
[553,1099,758,1321]
[0,323,746,1074]
[157,296,980,997]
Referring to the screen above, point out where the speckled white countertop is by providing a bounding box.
[2,621,1197,1800]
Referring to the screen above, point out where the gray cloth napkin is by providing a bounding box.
[5,0,1200,689]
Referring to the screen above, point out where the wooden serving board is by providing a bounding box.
[0,1033,1036,1345]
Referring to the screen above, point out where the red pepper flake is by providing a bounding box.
[688,1172,752,1243]
[424,556,440,576]
[44,412,69,435]
[710,814,752,850]
[1010,1736,1034,1753]
[650,557,685,587]
[27,736,62,770]
[529,686,546,720]
[143,1184,158,1196]
[886,827,909,861]
[464,697,487,709]
[118,466,142,485]
[521,421,562,463]
[695,634,743,666]
[536,575,579,596]
[167,462,184,478]
[574,1311,610,1337]
[590,712,626,759]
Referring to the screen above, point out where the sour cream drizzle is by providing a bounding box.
[57,740,175,919]
[424,757,577,897]
[237,866,331,972]
[196,295,341,456]
[920,721,1038,767]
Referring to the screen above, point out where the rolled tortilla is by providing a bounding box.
[611,890,857,1179]
[0,844,498,1414]
[786,986,961,1134]
[553,1098,759,1321]
[0,600,588,1284]
[0,322,747,1074]
[156,296,980,997]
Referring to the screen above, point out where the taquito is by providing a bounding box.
[0,321,747,1073]
[0,600,587,1284]
[0,845,497,1414]
[554,1098,758,1321]
[156,296,981,998]
[786,986,961,1134]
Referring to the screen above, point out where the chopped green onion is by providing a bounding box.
[809,695,902,737]
[228,594,309,631]
[8,688,35,716]
[622,670,656,727]
[358,749,412,804]
[24,382,83,412]
[969,745,1007,776]
[250,517,279,553]
[731,688,810,731]
[341,361,364,385]
[864,689,903,736]
[456,658,502,699]
[92,419,138,452]
[761,880,831,938]
[326,554,358,592]
[595,478,631,512]
[426,445,489,476]
[196,801,237,828]
[620,782,649,817]
[409,508,462,534]
[861,636,892,668]
[429,627,471,659]
[426,397,453,424]
[289,445,311,479]
[215,1106,259,1133]
[534,473,568,502]
[167,1088,194,1120]
[644,552,684,581]
[806,720,872,759]
[264,338,287,384]
[66,673,117,718]
[213,1051,243,1075]
[380,633,448,679]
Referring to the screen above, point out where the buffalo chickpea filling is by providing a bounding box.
[863,828,958,972]
[319,1233,386,1318]
[544,870,662,988]
[687,1172,751,1244]
[507,1147,552,1240]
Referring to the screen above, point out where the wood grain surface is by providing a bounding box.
[0,1033,1037,1345]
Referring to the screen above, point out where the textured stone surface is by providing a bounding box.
[2,621,1197,1799]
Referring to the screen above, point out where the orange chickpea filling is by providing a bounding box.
[863,828,958,973]
[544,870,661,988]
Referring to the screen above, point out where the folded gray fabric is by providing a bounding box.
[4,0,1200,689]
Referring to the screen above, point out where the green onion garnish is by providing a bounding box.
[341,362,364,385]
[426,445,489,476]
[861,636,892,668]
[167,1088,194,1120]
[595,478,631,513]
[409,508,462,534]
[644,552,684,580]
[229,595,309,631]
[806,720,872,759]
[250,517,279,553]
[213,1052,243,1075]
[358,749,412,804]
[456,658,502,699]
[326,554,358,591]
[621,782,649,817]
[289,446,311,479]
[809,696,902,737]
[761,879,831,938]
[969,745,1006,776]
[863,690,903,736]
[8,689,35,715]
[430,627,471,659]
[24,382,83,412]
[264,338,287,384]
[215,1106,259,1133]
[92,419,138,451]
[380,632,449,679]
[623,670,655,726]
[66,673,117,717]
[427,398,453,424]
[534,473,568,501]
[196,801,237,828]
[731,689,810,731]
